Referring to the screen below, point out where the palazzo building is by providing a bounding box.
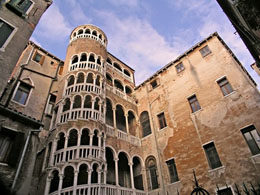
[1,24,260,195]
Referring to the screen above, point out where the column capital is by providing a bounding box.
[114,157,119,162]
[59,174,64,179]
[128,162,133,166]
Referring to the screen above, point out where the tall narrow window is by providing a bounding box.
[166,159,179,183]
[0,19,15,49]
[203,142,222,169]
[146,156,159,190]
[217,77,233,96]
[46,94,56,115]
[188,95,201,113]
[241,125,260,155]
[157,112,167,129]
[13,82,32,105]
[140,111,152,137]
[199,45,211,57]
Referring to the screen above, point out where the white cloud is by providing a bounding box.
[107,0,138,7]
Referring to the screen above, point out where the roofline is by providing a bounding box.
[135,32,256,89]
[108,52,135,72]
[28,41,64,63]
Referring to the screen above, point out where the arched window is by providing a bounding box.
[77,73,84,83]
[92,130,99,146]
[140,111,152,137]
[84,95,92,108]
[92,31,97,36]
[91,164,98,183]
[73,32,76,37]
[97,57,101,65]
[81,128,90,145]
[80,53,87,62]
[78,164,88,185]
[49,170,59,193]
[124,69,131,77]
[78,29,83,35]
[94,98,100,110]
[114,79,123,91]
[146,156,159,190]
[99,34,102,40]
[128,111,136,136]
[89,54,95,62]
[56,132,65,151]
[105,98,114,127]
[96,75,101,86]
[73,95,81,109]
[62,166,74,188]
[71,55,78,64]
[125,86,132,95]
[106,73,113,86]
[116,105,126,132]
[86,73,93,83]
[107,58,112,65]
[114,63,122,71]
[133,157,144,190]
[63,98,71,112]
[118,152,131,188]
[106,147,115,185]
[85,29,90,34]
[67,75,75,86]
[68,129,78,147]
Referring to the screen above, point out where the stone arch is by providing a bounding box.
[67,75,75,86]
[116,104,126,132]
[114,62,122,71]
[81,128,90,145]
[107,57,112,65]
[86,72,94,83]
[84,95,92,109]
[114,79,124,91]
[125,85,132,95]
[80,53,87,62]
[73,95,82,109]
[67,129,78,147]
[118,152,131,188]
[92,129,99,146]
[89,53,96,63]
[85,29,91,34]
[77,163,88,185]
[63,98,71,112]
[105,146,116,185]
[133,156,144,190]
[94,97,100,110]
[97,56,101,65]
[124,69,131,77]
[145,156,159,190]
[99,34,102,40]
[71,55,79,64]
[91,163,99,183]
[105,98,114,127]
[92,30,97,36]
[76,72,85,83]
[49,169,59,193]
[78,29,84,35]
[128,110,137,136]
[56,132,65,151]
[62,166,74,188]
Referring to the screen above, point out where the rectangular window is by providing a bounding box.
[157,112,167,129]
[0,130,15,163]
[13,82,32,105]
[166,159,179,183]
[6,0,33,17]
[0,19,15,49]
[199,45,211,57]
[203,142,222,169]
[217,187,233,195]
[150,80,158,89]
[241,125,260,155]
[188,95,201,113]
[217,77,233,96]
[33,51,45,65]
[46,94,56,115]
[175,62,185,73]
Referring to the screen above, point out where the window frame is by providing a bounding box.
[241,125,260,156]
[187,94,201,113]
[166,158,179,184]
[32,50,45,65]
[12,81,33,106]
[215,186,234,195]
[45,94,57,116]
[6,0,35,17]
[175,62,185,73]
[150,79,158,89]
[203,141,222,170]
[199,45,212,58]
[157,112,167,130]
[0,17,18,51]
[216,76,234,96]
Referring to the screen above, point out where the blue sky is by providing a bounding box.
[31,0,260,87]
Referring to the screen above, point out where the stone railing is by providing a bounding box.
[65,83,103,96]
[106,63,133,82]
[53,145,104,165]
[106,125,141,146]
[70,33,106,46]
[106,85,135,104]
[69,61,103,74]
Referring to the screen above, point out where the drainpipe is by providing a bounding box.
[145,85,166,195]
[11,128,42,191]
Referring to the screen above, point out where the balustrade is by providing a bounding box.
[106,86,135,104]
[70,34,106,46]
[69,62,103,74]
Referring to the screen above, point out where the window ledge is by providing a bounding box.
[223,90,237,98]
[0,162,8,166]
[207,166,225,179]
[141,133,153,140]
[251,153,260,164]
[191,108,203,115]
[159,126,168,131]
[11,99,27,107]
[168,180,181,186]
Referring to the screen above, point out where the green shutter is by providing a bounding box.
[0,20,14,48]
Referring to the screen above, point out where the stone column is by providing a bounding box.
[89,132,94,158]
[62,136,69,162]
[56,103,62,125]
[125,113,129,134]
[114,157,119,186]
[112,107,117,137]
[44,175,52,195]
[68,98,73,120]
[49,139,57,166]
[76,132,81,160]
[98,134,102,159]
[87,169,92,195]
[129,162,135,190]
[73,171,78,195]
[142,167,148,191]
[58,174,63,195]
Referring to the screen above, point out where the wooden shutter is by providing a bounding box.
[39,55,45,65]
[8,132,25,167]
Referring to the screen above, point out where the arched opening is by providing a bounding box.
[85,29,90,34]
[62,166,74,188]
[73,32,76,37]
[114,63,122,71]
[78,29,83,35]
[45,142,52,168]
[67,75,75,86]
[94,98,100,110]
[78,164,88,185]
[107,58,112,65]
[128,111,137,136]
[101,132,105,147]
[124,69,131,77]
[140,111,152,137]
[146,156,159,190]
[49,170,59,193]
[106,73,113,86]
[68,129,78,147]
[97,57,101,65]
[118,152,131,188]
[63,98,71,112]
[81,128,90,145]
[77,73,84,83]
[84,95,92,108]
[89,54,95,62]
[125,86,132,96]
[106,147,115,185]
[86,73,93,83]
[80,53,87,62]
[91,164,98,183]
[96,75,101,86]
[101,164,105,184]
[73,95,82,109]
[116,105,126,132]
[114,79,123,91]
[71,56,78,64]
[133,157,144,190]
[56,132,65,150]
[105,98,114,127]
[99,34,102,40]
[92,31,97,36]
[92,130,99,146]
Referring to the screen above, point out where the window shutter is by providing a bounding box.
[8,132,24,167]
[39,55,45,65]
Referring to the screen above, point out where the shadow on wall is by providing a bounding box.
[0,176,13,195]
